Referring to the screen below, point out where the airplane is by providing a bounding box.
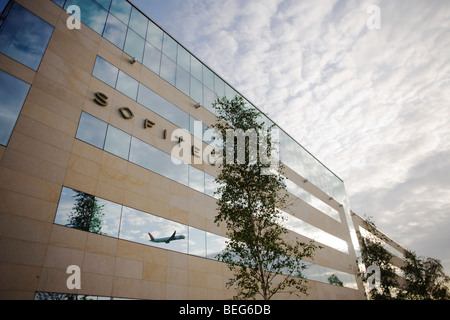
[148,231,185,244]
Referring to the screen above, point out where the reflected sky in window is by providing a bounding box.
[0,3,54,71]
[0,70,30,146]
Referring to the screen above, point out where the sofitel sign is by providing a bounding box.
[92,91,279,174]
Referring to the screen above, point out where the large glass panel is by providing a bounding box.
[51,0,65,8]
[203,86,216,114]
[176,65,190,96]
[214,75,225,98]
[0,70,30,146]
[176,46,190,72]
[204,173,218,198]
[103,12,127,49]
[206,233,227,260]
[109,0,131,25]
[137,84,189,130]
[0,3,54,71]
[64,0,108,35]
[128,7,147,38]
[188,166,205,194]
[123,28,145,62]
[104,125,131,160]
[189,226,206,257]
[190,56,202,81]
[202,66,214,91]
[162,33,177,62]
[146,20,163,50]
[143,42,161,75]
[129,137,188,186]
[116,70,139,100]
[92,56,119,88]
[54,187,117,235]
[190,76,203,103]
[159,54,176,86]
[119,206,188,254]
[76,112,107,149]
[95,0,111,10]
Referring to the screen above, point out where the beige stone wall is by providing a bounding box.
[0,0,365,300]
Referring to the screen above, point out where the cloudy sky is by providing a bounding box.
[130,0,450,274]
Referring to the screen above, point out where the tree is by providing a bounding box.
[398,250,450,300]
[67,191,104,234]
[357,217,399,299]
[212,95,317,300]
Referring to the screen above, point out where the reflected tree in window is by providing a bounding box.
[67,191,105,234]
[328,274,343,287]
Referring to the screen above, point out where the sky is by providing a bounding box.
[130,0,450,274]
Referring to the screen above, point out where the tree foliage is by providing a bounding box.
[212,96,317,300]
[358,217,450,300]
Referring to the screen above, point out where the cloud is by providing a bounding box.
[132,0,450,274]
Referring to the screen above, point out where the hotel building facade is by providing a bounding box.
[0,0,394,300]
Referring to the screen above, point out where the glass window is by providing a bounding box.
[175,65,190,96]
[109,0,131,25]
[0,3,54,71]
[51,0,65,7]
[119,206,188,254]
[129,137,188,186]
[146,20,163,50]
[188,166,205,194]
[214,75,225,98]
[162,33,177,62]
[104,125,131,160]
[188,226,206,257]
[202,66,214,91]
[123,28,145,62]
[0,70,30,146]
[206,233,227,260]
[103,12,127,49]
[137,84,189,130]
[128,7,147,38]
[203,86,217,114]
[92,56,119,88]
[159,54,176,86]
[176,46,190,72]
[76,112,107,149]
[54,187,117,235]
[190,56,202,81]
[143,42,161,75]
[116,70,138,100]
[94,0,111,10]
[190,76,203,104]
[64,0,108,35]
[204,173,218,198]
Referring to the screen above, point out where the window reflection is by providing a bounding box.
[124,28,145,62]
[109,0,131,25]
[162,33,177,62]
[104,125,131,160]
[189,166,205,194]
[0,3,54,71]
[54,186,358,289]
[128,7,148,38]
[160,54,177,86]
[119,206,188,254]
[76,112,107,149]
[64,0,108,35]
[92,56,119,88]
[116,70,139,99]
[0,70,31,146]
[103,13,127,49]
[146,20,163,50]
[143,42,161,75]
[188,226,206,257]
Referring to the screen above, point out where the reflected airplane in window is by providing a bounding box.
[148,231,185,244]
